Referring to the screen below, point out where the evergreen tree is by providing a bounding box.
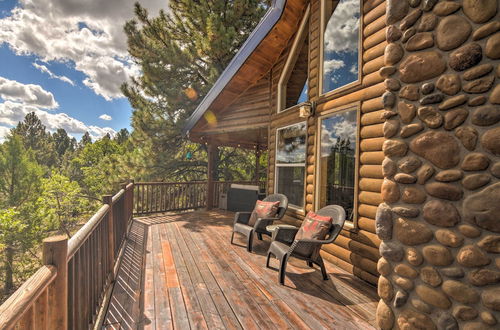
[114,128,130,144]
[79,132,92,148]
[122,0,267,181]
[53,128,74,158]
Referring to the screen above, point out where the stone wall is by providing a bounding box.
[375,0,500,329]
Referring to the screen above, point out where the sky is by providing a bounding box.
[0,0,168,141]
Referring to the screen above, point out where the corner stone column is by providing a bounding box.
[376,0,500,329]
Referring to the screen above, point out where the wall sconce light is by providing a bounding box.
[299,102,314,118]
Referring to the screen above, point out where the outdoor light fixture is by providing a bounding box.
[299,102,314,118]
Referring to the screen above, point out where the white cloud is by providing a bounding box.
[349,64,358,75]
[0,0,167,100]
[0,126,12,142]
[323,59,345,75]
[99,114,112,120]
[0,76,58,108]
[324,0,360,54]
[33,62,75,86]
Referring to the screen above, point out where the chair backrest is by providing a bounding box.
[315,205,346,244]
[263,194,288,219]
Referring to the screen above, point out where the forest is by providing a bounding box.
[0,0,268,302]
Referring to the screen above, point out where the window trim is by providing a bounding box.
[277,5,310,113]
[274,121,308,211]
[319,0,363,98]
[315,102,361,230]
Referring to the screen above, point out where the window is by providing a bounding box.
[278,6,310,112]
[321,0,361,94]
[275,122,307,208]
[317,107,358,221]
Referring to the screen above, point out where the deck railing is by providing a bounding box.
[0,182,134,329]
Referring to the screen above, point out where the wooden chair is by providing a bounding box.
[266,205,346,285]
[230,194,288,252]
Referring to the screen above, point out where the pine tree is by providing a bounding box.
[79,132,92,148]
[121,0,267,181]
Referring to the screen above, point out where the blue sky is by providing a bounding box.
[0,0,167,141]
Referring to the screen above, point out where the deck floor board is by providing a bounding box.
[103,210,377,329]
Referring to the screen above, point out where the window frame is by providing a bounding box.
[274,121,308,211]
[277,5,310,113]
[319,0,363,98]
[315,103,361,230]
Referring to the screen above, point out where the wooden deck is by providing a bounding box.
[103,210,378,329]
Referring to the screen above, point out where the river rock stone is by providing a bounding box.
[382,158,397,177]
[384,44,404,66]
[381,179,400,203]
[394,172,417,183]
[402,187,427,204]
[406,32,434,51]
[435,169,463,182]
[406,247,423,266]
[383,120,399,138]
[379,66,397,78]
[395,218,433,246]
[455,126,478,151]
[435,229,464,248]
[457,245,491,267]
[464,63,494,80]
[392,206,419,218]
[468,95,487,106]
[380,242,404,262]
[462,173,491,190]
[421,266,442,287]
[436,15,472,50]
[416,285,451,309]
[423,245,453,266]
[398,101,417,124]
[463,0,498,23]
[378,276,394,301]
[387,25,402,42]
[418,13,438,31]
[444,108,468,130]
[436,74,461,95]
[453,305,478,321]
[449,43,483,71]
[473,21,500,40]
[377,257,391,276]
[410,131,460,169]
[400,124,423,138]
[468,269,500,286]
[400,85,419,101]
[461,153,490,171]
[478,235,500,253]
[416,163,435,184]
[395,276,414,291]
[387,0,409,25]
[398,309,437,330]
[382,91,397,108]
[400,9,422,31]
[409,0,421,7]
[481,127,500,156]
[422,0,438,11]
[458,225,481,238]
[376,203,393,240]
[492,163,500,178]
[425,182,463,200]
[412,299,432,314]
[482,287,500,311]
[491,84,500,104]
[480,311,497,326]
[399,52,446,83]
[395,264,418,279]
[383,139,408,157]
[402,27,416,42]
[398,156,422,173]
[463,76,495,93]
[423,200,460,227]
[441,267,465,278]
[417,106,443,128]
[376,299,394,329]
[443,280,480,304]
[420,93,444,105]
[438,314,458,330]
[385,78,401,91]
[421,82,434,95]
[464,183,500,232]
[471,105,500,126]
[439,95,468,110]
[433,1,461,15]
[394,290,409,308]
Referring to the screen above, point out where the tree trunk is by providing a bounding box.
[3,245,14,294]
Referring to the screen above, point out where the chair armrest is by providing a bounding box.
[273,227,299,244]
[234,212,252,225]
[254,217,279,231]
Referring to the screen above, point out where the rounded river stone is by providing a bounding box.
[478,235,500,253]
[436,15,472,50]
[425,182,463,201]
[433,1,461,16]
[423,245,453,266]
[464,63,494,80]
[435,229,464,247]
[423,200,460,227]
[421,266,442,287]
[462,173,491,190]
[392,206,419,218]
[416,164,435,184]
[400,124,423,138]
[377,257,391,276]
[406,32,434,51]
[463,76,495,93]
[482,287,500,311]
[455,126,478,151]
[380,241,404,262]
[463,0,498,24]
[395,218,433,246]
[381,179,400,203]
[461,152,490,171]
[400,9,422,31]
[472,105,500,126]
[436,74,461,95]
[457,245,491,267]
[400,85,419,100]
[418,106,443,128]
[453,305,478,321]
[439,95,468,110]
[397,309,437,330]
[398,101,417,124]
[442,280,480,304]
[435,169,463,182]
[468,269,500,286]
[399,51,446,83]
[386,0,410,24]
[481,127,500,156]
[444,108,468,130]
[384,43,404,66]
[464,183,500,232]
[376,299,394,330]
[449,43,482,71]
[409,131,460,169]
[458,224,481,238]
[418,13,438,32]
[416,285,451,309]
[485,32,500,59]
[473,21,500,40]
[406,247,423,266]
[402,187,427,204]
[378,276,394,301]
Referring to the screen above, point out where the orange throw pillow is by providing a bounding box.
[295,211,333,240]
[248,200,280,226]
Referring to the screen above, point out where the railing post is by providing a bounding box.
[121,182,130,225]
[103,195,115,281]
[206,144,218,210]
[42,235,68,329]
[130,180,135,217]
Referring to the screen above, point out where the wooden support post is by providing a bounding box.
[255,146,261,185]
[206,144,218,210]
[42,235,68,330]
[103,195,115,280]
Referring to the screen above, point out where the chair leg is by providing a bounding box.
[307,261,313,268]
[279,254,289,285]
[266,252,272,268]
[247,230,254,252]
[257,233,263,240]
[230,231,235,244]
[318,257,328,280]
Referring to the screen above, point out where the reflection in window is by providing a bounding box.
[322,0,360,94]
[318,109,358,220]
[276,122,307,207]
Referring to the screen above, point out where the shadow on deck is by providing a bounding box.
[103,210,378,329]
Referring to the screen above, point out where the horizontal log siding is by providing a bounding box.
[266,0,384,285]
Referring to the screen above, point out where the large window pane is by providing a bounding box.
[277,167,305,208]
[276,123,307,164]
[322,0,360,94]
[318,109,358,220]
